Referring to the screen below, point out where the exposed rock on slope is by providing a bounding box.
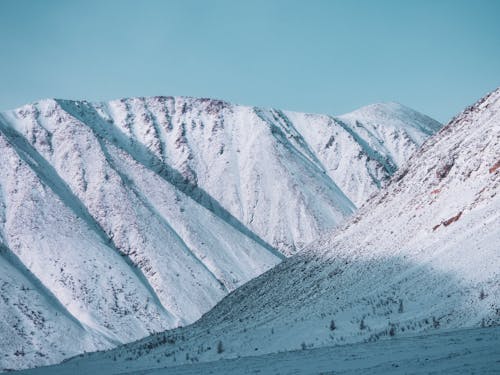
[0,97,439,370]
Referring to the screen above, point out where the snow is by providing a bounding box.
[139,328,500,375]
[0,96,439,371]
[35,88,499,374]
[15,327,500,374]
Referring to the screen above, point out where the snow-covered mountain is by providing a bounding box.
[43,88,499,374]
[0,96,439,371]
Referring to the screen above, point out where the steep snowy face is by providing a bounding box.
[52,97,439,254]
[0,111,280,371]
[0,96,437,371]
[334,102,440,205]
[282,103,440,207]
[67,89,498,373]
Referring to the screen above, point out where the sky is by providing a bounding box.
[0,0,499,122]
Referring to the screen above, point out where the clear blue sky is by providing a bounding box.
[1,0,499,122]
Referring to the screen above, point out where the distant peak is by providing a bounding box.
[337,101,442,135]
[340,101,428,119]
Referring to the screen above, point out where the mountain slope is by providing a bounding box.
[288,102,439,206]
[54,97,440,254]
[0,97,439,371]
[53,88,499,374]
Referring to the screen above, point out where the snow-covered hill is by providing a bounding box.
[46,88,499,374]
[0,97,439,371]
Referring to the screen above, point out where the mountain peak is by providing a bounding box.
[339,101,441,135]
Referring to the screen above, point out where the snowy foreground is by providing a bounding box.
[17,327,500,374]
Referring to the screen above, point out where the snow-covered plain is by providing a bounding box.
[0,97,438,371]
[33,88,499,374]
[139,327,500,375]
[18,327,500,374]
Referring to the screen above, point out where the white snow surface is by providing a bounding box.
[0,96,439,371]
[17,327,500,375]
[38,88,499,374]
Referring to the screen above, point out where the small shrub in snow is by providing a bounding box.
[389,325,396,337]
[479,289,487,300]
[217,340,224,354]
[359,319,366,330]
[330,319,336,331]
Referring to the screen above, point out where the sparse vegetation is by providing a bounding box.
[217,340,224,354]
[359,319,366,330]
[330,319,336,331]
[479,289,487,300]
[389,325,396,337]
